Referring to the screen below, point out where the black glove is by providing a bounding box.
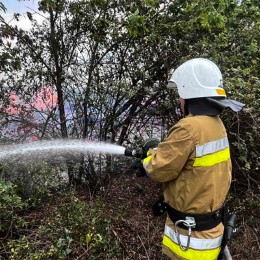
[134,138,159,177]
[135,160,147,177]
[141,138,160,159]
[152,197,168,216]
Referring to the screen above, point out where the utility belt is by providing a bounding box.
[152,198,236,255]
[167,203,225,231]
[152,197,226,231]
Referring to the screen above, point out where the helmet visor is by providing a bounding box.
[167,81,177,89]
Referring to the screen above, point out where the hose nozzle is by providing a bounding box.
[124,148,142,158]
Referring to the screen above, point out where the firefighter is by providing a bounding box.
[141,58,244,260]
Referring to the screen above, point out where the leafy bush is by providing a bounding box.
[222,77,260,192]
[0,180,27,236]
[1,162,67,206]
[6,190,121,259]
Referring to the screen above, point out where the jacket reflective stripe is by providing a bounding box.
[143,137,230,168]
[143,155,152,169]
[194,147,230,167]
[164,225,222,250]
[163,236,221,260]
[194,137,230,167]
[143,147,157,169]
[196,136,229,157]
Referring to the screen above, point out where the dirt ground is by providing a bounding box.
[103,174,166,259]
[101,174,260,260]
[2,172,258,260]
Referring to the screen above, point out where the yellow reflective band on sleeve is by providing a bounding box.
[193,147,230,167]
[163,235,221,260]
[196,137,229,157]
[142,155,152,169]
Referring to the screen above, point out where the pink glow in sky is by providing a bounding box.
[33,87,58,111]
[6,87,57,115]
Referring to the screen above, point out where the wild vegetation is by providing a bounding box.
[0,0,259,259]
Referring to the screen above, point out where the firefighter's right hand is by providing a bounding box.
[141,138,160,159]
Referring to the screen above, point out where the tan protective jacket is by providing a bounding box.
[144,115,232,260]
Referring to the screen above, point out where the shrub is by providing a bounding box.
[0,180,27,236]
[6,190,121,259]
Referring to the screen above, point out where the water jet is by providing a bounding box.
[0,139,126,163]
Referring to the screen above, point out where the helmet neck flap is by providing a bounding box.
[185,97,245,116]
[185,98,223,116]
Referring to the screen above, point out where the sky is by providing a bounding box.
[0,1,44,81]
[2,0,39,14]
[1,0,44,30]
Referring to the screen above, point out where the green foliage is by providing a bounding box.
[1,162,66,206]
[0,180,27,235]
[0,0,259,190]
[6,191,121,259]
[0,1,259,258]
[126,10,148,37]
[215,0,260,191]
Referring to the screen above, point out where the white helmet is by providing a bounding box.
[168,58,226,99]
[167,58,245,113]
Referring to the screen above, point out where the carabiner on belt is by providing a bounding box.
[175,217,196,251]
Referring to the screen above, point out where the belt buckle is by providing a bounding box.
[175,217,196,251]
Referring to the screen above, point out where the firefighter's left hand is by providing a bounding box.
[136,160,148,177]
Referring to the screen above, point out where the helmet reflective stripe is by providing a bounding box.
[168,58,226,99]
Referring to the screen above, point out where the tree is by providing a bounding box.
[0,0,259,190]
